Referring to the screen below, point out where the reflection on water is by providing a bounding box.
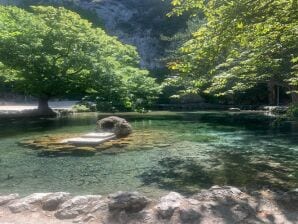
[0,111,297,197]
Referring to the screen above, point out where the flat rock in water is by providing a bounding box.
[61,136,114,146]
[82,132,115,138]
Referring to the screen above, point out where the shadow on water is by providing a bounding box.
[139,148,297,195]
[209,150,297,191]
[139,157,214,195]
[36,151,95,158]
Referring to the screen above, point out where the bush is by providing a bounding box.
[72,104,91,113]
[286,104,298,118]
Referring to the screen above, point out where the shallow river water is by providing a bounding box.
[0,111,297,198]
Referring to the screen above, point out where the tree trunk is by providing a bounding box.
[291,92,298,104]
[268,81,276,105]
[38,97,55,116]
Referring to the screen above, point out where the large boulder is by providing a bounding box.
[108,191,150,213]
[96,116,132,137]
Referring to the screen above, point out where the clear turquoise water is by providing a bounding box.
[0,111,297,197]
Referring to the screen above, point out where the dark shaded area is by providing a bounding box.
[139,151,297,195]
[36,150,95,158]
[139,157,214,195]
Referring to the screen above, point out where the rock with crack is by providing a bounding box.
[108,191,150,213]
[55,195,104,219]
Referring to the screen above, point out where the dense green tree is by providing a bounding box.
[0,6,160,113]
[167,0,298,103]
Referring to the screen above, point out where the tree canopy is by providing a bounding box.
[167,0,298,101]
[0,6,160,112]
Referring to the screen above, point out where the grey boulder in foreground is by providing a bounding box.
[0,186,297,224]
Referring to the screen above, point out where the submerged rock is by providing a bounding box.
[108,191,150,213]
[97,116,132,137]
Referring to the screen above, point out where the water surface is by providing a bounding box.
[0,111,297,197]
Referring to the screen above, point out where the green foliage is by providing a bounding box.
[167,0,298,98]
[20,0,103,27]
[84,69,162,112]
[72,104,91,113]
[286,104,298,118]
[0,6,161,111]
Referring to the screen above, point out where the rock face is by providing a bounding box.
[97,116,132,137]
[55,195,104,219]
[41,192,71,211]
[155,192,184,219]
[0,187,297,224]
[0,194,19,206]
[108,191,150,213]
[8,192,70,213]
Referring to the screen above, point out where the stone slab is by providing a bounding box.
[61,136,115,146]
[82,132,115,138]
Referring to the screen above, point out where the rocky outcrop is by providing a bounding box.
[0,187,297,224]
[0,194,19,206]
[8,192,70,213]
[108,191,150,213]
[97,116,132,137]
[155,192,184,219]
[55,195,104,219]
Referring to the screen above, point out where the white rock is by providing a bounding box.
[55,195,103,219]
[82,132,115,138]
[155,192,184,219]
[8,193,51,213]
[61,137,113,145]
[0,194,19,206]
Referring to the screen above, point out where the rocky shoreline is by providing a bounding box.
[0,186,297,224]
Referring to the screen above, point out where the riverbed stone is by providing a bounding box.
[108,191,150,213]
[155,192,184,219]
[0,194,19,206]
[55,195,103,219]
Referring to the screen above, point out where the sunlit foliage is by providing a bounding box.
[0,6,161,112]
[167,0,298,97]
